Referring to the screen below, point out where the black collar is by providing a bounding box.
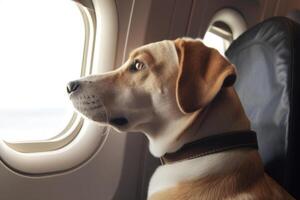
[160,130,258,165]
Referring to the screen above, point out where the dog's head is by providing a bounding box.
[67,38,236,135]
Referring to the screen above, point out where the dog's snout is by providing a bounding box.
[67,81,80,94]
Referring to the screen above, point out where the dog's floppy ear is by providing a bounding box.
[174,38,237,114]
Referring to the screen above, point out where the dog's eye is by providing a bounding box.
[129,60,146,72]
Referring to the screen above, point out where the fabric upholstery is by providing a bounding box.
[225,17,300,198]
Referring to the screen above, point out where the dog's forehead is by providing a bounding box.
[130,40,179,65]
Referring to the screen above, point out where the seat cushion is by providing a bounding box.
[225,17,300,198]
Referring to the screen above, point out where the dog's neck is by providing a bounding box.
[144,87,251,157]
[147,148,264,198]
[146,88,258,198]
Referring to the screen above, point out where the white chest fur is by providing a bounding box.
[147,150,251,198]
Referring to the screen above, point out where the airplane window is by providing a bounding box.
[0,0,84,141]
[203,22,233,55]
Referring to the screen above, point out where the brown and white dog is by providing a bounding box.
[67,38,294,199]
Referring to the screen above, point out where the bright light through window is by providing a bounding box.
[203,26,232,56]
[0,0,84,141]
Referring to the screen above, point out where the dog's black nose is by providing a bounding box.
[67,81,80,94]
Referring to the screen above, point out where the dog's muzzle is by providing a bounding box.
[67,80,108,124]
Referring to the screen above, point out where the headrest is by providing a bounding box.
[225,17,300,198]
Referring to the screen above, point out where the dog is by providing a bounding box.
[67,38,295,199]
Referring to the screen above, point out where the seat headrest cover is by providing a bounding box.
[225,17,300,198]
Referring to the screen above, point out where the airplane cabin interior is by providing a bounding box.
[0,0,299,199]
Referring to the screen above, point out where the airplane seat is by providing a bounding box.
[225,17,300,198]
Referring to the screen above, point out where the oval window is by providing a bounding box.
[0,0,84,141]
[203,21,233,55]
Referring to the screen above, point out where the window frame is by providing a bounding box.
[0,0,118,176]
